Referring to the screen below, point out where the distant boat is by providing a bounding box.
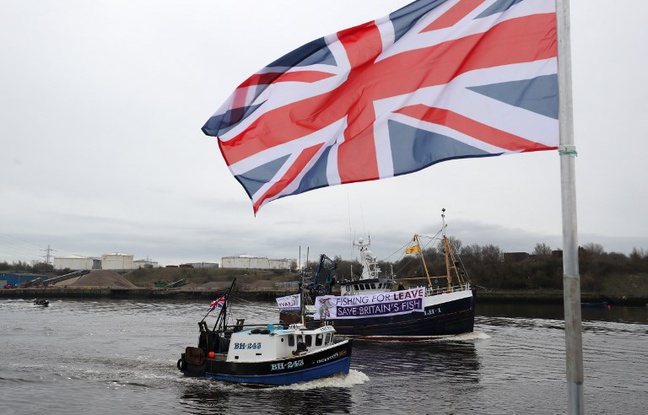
[177,279,352,386]
[279,209,476,341]
[581,301,610,309]
[33,299,49,307]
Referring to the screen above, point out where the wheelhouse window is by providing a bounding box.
[315,333,324,346]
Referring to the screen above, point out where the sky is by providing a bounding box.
[1,0,647,267]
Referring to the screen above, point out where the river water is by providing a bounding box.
[0,298,646,415]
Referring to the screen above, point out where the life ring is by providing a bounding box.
[177,358,186,371]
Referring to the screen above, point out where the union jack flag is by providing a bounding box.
[208,296,225,311]
[203,0,558,213]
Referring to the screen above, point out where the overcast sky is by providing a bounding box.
[1,0,647,266]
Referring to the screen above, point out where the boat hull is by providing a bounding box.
[180,339,352,386]
[282,290,476,340]
[333,293,475,339]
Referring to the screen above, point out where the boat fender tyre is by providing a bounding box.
[177,358,186,371]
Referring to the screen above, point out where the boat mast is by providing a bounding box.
[300,277,306,326]
[440,208,458,290]
[414,234,432,286]
[300,247,308,325]
[212,278,236,332]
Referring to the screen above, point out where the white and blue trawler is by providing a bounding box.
[177,280,352,386]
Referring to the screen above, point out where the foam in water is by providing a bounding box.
[271,369,369,391]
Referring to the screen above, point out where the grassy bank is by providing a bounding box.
[2,267,646,306]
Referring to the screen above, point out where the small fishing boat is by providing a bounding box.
[581,301,610,309]
[279,209,476,340]
[33,299,49,307]
[177,279,352,386]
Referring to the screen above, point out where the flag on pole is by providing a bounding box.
[203,0,558,213]
[406,244,421,254]
[276,293,301,311]
[208,297,226,311]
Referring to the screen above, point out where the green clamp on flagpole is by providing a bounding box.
[559,145,578,157]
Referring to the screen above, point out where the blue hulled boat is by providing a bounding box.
[178,279,352,386]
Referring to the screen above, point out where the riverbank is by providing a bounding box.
[1,286,646,306]
[0,286,291,301]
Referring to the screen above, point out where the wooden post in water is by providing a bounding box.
[556,0,584,413]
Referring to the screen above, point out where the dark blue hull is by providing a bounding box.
[330,292,475,339]
[282,290,476,340]
[206,356,351,385]
[181,339,352,386]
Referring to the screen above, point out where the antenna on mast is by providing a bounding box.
[441,208,447,237]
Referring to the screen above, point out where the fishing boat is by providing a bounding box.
[177,279,352,386]
[581,301,611,309]
[279,209,476,341]
[278,240,394,323]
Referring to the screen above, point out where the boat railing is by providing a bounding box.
[224,322,287,332]
[426,282,472,296]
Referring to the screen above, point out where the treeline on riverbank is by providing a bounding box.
[384,241,648,298]
[2,241,647,299]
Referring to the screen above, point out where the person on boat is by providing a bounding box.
[292,341,308,356]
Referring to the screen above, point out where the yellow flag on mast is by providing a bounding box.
[405,245,420,254]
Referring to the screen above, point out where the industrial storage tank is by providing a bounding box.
[53,255,95,271]
[221,255,295,270]
[101,253,135,270]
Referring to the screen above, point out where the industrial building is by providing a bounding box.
[184,262,219,269]
[1,273,47,288]
[221,255,296,270]
[133,259,159,268]
[53,253,136,271]
[53,255,100,271]
[52,252,220,271]
[101,253,134,270]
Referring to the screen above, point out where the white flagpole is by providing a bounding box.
[556,1,584,414]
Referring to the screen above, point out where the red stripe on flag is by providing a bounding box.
[338,127,380,183]
[219,94,335,166]
[454,13,557,74]
[252,143,325,213]
[334,22,384,182]
[370,13,557,98]
[239,70,336,88]
[337,21,384,68]
[396,105,557,152]
[422,0,486,32]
